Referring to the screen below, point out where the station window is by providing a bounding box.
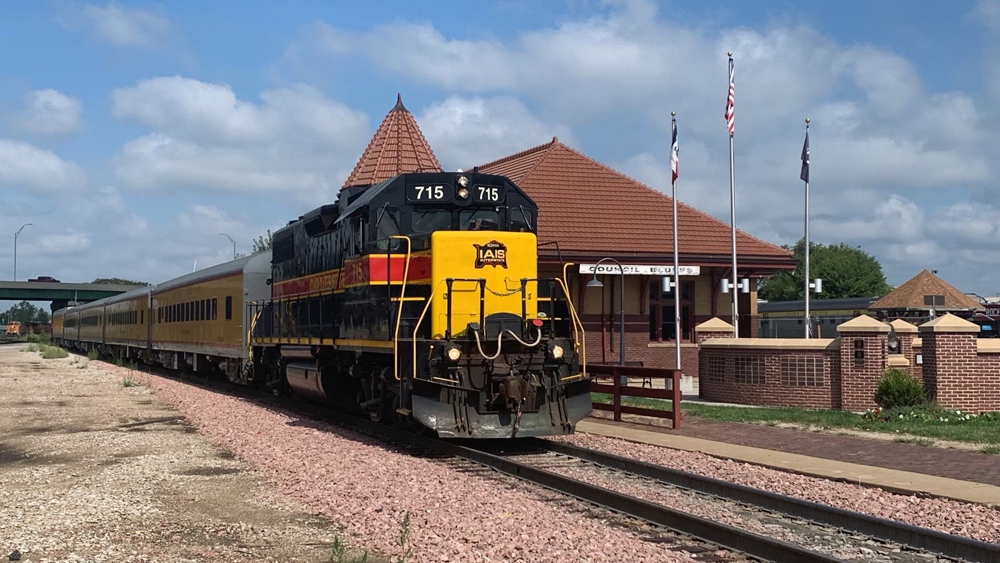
[649,279,695,342]
[225,296,233,320]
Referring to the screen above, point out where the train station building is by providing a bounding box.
[347,96,796,377]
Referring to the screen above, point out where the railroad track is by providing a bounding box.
[307,408,993,563]
[118,366,1000,563]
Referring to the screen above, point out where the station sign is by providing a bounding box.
[579,264,701,276]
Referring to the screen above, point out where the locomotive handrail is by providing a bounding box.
[411,278,448,382]
[559,262,587,379]
[390,235,412,381]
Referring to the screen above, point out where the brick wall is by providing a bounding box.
[698,344,838,408]
[923,332,1000,413]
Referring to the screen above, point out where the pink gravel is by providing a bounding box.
[554,433,1000,544]
[103,365,693,563]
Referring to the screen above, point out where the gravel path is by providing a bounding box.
[0,345,354,563]
[100,364,693,563]
[553,433,1000,544]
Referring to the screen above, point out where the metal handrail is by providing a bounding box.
[391,235,412,381]
[411,278,448,381]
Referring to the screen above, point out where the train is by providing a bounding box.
[54,171,591,438]
[6,321,25,338]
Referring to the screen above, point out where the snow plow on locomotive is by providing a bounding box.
[248,171,591,438]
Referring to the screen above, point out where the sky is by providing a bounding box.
[1,0,999,301]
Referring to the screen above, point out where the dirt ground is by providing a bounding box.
[0,343,354,563]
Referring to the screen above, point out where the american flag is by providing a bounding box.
[670,118,679,183]
[725,58,735,137]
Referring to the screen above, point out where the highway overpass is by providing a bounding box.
[0,281,145,311]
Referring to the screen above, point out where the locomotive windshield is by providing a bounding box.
[459,209,499,231]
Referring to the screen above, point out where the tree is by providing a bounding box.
[91,278,149,286]
[252,230,273,254]
[4,301,51,323]
[758,240,892,301]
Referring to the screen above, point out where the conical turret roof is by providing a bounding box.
[342,94,441,189]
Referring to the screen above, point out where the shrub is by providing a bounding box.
[874,368,925,409]
[87,349,99,361]
[40,346,68,359]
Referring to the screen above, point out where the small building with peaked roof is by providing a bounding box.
[339,97,796,377]
[869,270,983,321]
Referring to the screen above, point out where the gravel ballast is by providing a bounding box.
[100,363,693,563]
[555,433,1000,544]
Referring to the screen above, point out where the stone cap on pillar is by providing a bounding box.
[888,319,918,333]
[918,313,979,333]
[695,317,735,333]
[837,315,890,333]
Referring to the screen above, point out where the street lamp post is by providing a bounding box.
[219,233,236,260]
[14,223,32,281]
[587,258,626,382]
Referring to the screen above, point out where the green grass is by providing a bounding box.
[591,393,1000,445]
[86,349,99,361]
[981,446,1000,455]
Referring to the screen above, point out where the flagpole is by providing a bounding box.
[671,111,681,371]
[727,52,739,337]
[803,118,811,338]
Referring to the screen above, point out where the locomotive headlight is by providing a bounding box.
[457,175,469,187]
[457,187,469,199]
[445,345,462,362]
[549,344,564,360]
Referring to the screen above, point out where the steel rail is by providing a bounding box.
[531,438,1000,563]
[317,410,846,563]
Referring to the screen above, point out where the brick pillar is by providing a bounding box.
[837,316,890,411]
[889,319,919,380]
[695,317,735,344]
[920,314,980,410]
[695,318,735,398]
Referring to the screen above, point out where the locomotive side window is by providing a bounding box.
[212,298,218,320]
[511,206,533,232]
[225,296,233,320]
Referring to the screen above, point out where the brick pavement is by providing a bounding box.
[598,416,1000,487]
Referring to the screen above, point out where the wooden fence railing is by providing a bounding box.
[589,364,682,428]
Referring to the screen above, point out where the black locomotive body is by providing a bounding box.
[249,171,591,438]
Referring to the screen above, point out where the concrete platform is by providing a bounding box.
[577,418,1000,506]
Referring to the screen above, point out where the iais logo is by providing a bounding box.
[473,240,508,269]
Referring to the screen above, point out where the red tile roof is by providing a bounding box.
[870,270,983,311]
[343,94,441,189]
[476,138,792,260]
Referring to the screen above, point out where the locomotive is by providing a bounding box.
[54,171,591,438]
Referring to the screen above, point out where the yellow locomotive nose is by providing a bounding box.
[429,231,538,339]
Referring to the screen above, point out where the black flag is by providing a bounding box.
[800,129,810,183]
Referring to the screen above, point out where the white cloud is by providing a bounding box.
[0,139,85,192]
[282,0,1000,293]
[56,2,171,48]
[110,77,371,201]
[418,96,574,169]
[17,89,82,137]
